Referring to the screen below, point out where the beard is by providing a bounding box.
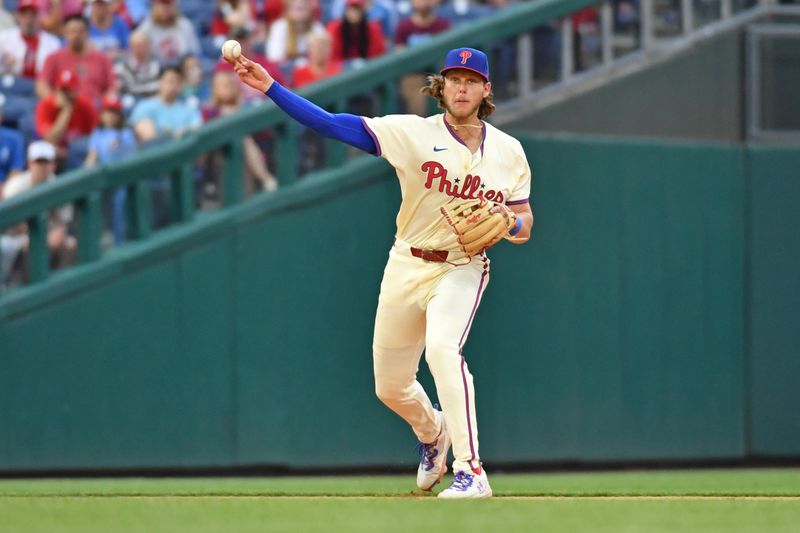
[444,98,482,121]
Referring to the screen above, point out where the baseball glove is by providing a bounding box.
[440,197,517,256]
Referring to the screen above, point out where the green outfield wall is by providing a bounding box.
[746,145,800,457]
[1,136,797,471]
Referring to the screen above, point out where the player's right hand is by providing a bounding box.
[227,54,274,94]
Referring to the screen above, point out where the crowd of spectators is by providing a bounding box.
[1,0,778,289]
[0,0,501,289]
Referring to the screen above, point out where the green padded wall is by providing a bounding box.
[746,145,800,456]
[0,136,756,471]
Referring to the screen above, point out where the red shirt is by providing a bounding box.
[394,17,451,47]
[39,48,117,108]
[292,61,343,88]
[327,19,386,61]
[211,1,259,36]
[35,94,98,147]
[20,33,40,79]
[263,0,321,25]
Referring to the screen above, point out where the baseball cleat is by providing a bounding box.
[416,416,451,491]
[437,468,493,499]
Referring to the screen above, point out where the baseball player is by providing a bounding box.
[228,46,533,499]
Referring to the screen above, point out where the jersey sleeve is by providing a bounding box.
[506,142,532,206]
[360,114,423,168]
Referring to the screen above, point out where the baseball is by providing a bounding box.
[221,40,242,61]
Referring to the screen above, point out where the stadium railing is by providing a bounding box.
[0,0,778,298]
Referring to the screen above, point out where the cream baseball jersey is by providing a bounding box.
[362,113,531,251]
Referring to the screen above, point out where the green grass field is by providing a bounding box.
[1,469,799,532]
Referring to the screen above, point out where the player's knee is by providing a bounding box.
[375,380,403,405]
[424,341,460,368]
[375,379,408,406]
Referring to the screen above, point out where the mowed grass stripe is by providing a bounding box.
[2,496,800,533]
[0,492,800,496]
[2,469,799,497]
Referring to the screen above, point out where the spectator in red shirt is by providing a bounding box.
[394,0,451,115]
[35,69,99,164]
[263,0,322,28]
[211,0,259,49]
[292,31,343,88]
[37,14,117,108]
[0,0,61,79]
[394,0,451,50]
[326,0,386,62]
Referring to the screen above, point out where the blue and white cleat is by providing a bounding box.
[437,468,493,499]
[416,416,451,491]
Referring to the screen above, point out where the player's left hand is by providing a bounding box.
[441,198,518,255]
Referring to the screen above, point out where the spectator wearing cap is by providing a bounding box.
[87,0,131,60]
[85,95,137,245]
[326,0,386,62]
[0,0,61,79]
[265,0,325,67]
[0,94,26,198]
[35,68,99,165]
[85,95,137,167]
[37,14,117,107]
[114,30,161,101]
[138,0,201,67]
[2,140,76,287]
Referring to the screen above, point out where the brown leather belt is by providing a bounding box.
[410,247,449,263]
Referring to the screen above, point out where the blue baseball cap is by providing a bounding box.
[440,47,490,82]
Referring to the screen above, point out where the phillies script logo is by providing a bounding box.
[421,161,504,203]
[460,50,472,64]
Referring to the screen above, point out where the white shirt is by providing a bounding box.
[265,18,325,63]
[3,170,72,223]
[138,17,201,65]
[0,28,61,77]
[362,113,531,251]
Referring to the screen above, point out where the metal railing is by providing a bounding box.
[746,6,800,141]
[0,0,782,295]
[494,0,778,121]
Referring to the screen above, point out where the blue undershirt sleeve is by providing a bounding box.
[265,82,377,155]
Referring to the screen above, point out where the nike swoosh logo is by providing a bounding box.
[433,146,448,152]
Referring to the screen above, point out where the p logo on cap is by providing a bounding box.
[440,47,489,82]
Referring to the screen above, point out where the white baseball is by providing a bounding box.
[221,40,242,61]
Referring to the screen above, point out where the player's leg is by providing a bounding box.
[425,255,493,498]
[372,250,441,444]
